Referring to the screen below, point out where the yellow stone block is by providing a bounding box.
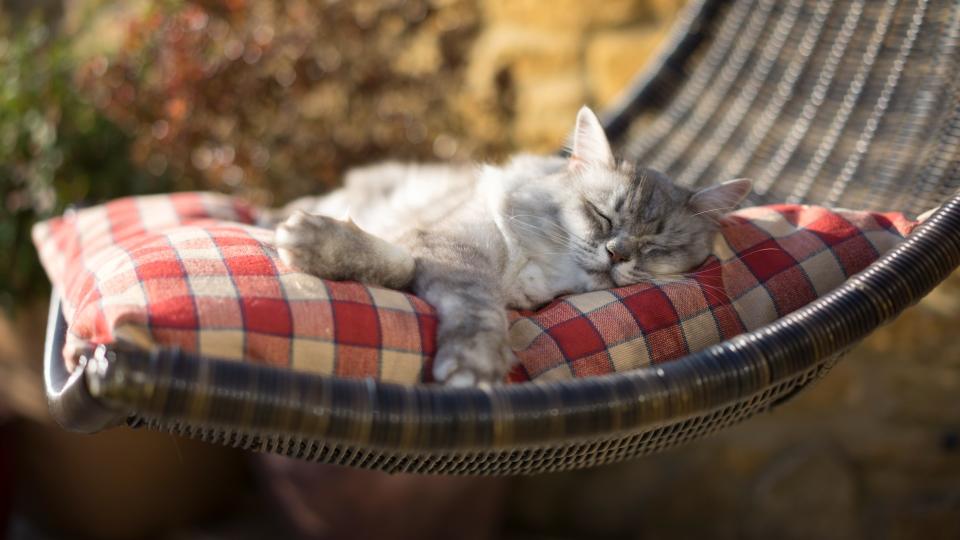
[466,25,581,96]
[646,0,688,21]
[483,0,654,30]
[586,25,670,106]
[513,72,586,150]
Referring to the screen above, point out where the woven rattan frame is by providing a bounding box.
[45,0,960,474]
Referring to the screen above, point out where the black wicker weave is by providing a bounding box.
[44,0,960,474]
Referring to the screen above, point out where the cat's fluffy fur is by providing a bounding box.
[273,107,751,386]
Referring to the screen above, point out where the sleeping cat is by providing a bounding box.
[273,107,751,386]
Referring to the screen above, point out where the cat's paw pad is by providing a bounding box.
[275,210,337,244]
[275,211,354,278]
[432,339,515,387]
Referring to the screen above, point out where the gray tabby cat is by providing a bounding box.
[273,107,751,386]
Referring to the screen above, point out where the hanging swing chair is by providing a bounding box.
[44,0,960,474]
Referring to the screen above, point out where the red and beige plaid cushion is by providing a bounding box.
[32,192,918,384]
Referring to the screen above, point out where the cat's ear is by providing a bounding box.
[568,106,614,170]
[689,179,753,218]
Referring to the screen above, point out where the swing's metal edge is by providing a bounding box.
[44,288,127,432]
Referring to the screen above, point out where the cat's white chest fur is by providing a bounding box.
[503,257,587,309]
[482,166,593,309]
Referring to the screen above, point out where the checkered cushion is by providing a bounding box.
[32,192,918,384]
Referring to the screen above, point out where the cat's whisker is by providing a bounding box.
[617,271,724,303]
[652,274,725,292]
[507,216,590,252]
[540,220,590,244]
[646,274,729,304]
[510,213,592,247]
[507,216,567,239]
[671,247,784,278]
[528,247,575,256]
[509,217,581,245]
[689,205,739,218]
[508,220,579,249]
[646,247,794,302]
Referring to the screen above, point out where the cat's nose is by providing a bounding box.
[606,242,629,264]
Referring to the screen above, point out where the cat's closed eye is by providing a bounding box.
[585,201,613,233]
[640,244,668,256]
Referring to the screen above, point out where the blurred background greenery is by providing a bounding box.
[0,10,170,312]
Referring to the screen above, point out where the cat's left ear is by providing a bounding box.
[569,106,614,171]
[689,179,753,218]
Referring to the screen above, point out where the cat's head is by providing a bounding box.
[533,106,752,288]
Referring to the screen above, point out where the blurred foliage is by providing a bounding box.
[0,15,171,313]
[1,0,496,312]
[82,0,496,206]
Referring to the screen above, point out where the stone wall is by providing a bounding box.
[459,0,686,153]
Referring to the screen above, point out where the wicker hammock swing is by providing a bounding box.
[45,0,960,474]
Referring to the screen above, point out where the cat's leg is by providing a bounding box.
[413,258,515,387]
[275,210,415,289]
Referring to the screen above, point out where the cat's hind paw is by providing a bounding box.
[432,338,515,387]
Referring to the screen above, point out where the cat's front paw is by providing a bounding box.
[432,335,515,388]
[275,210,356,279]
